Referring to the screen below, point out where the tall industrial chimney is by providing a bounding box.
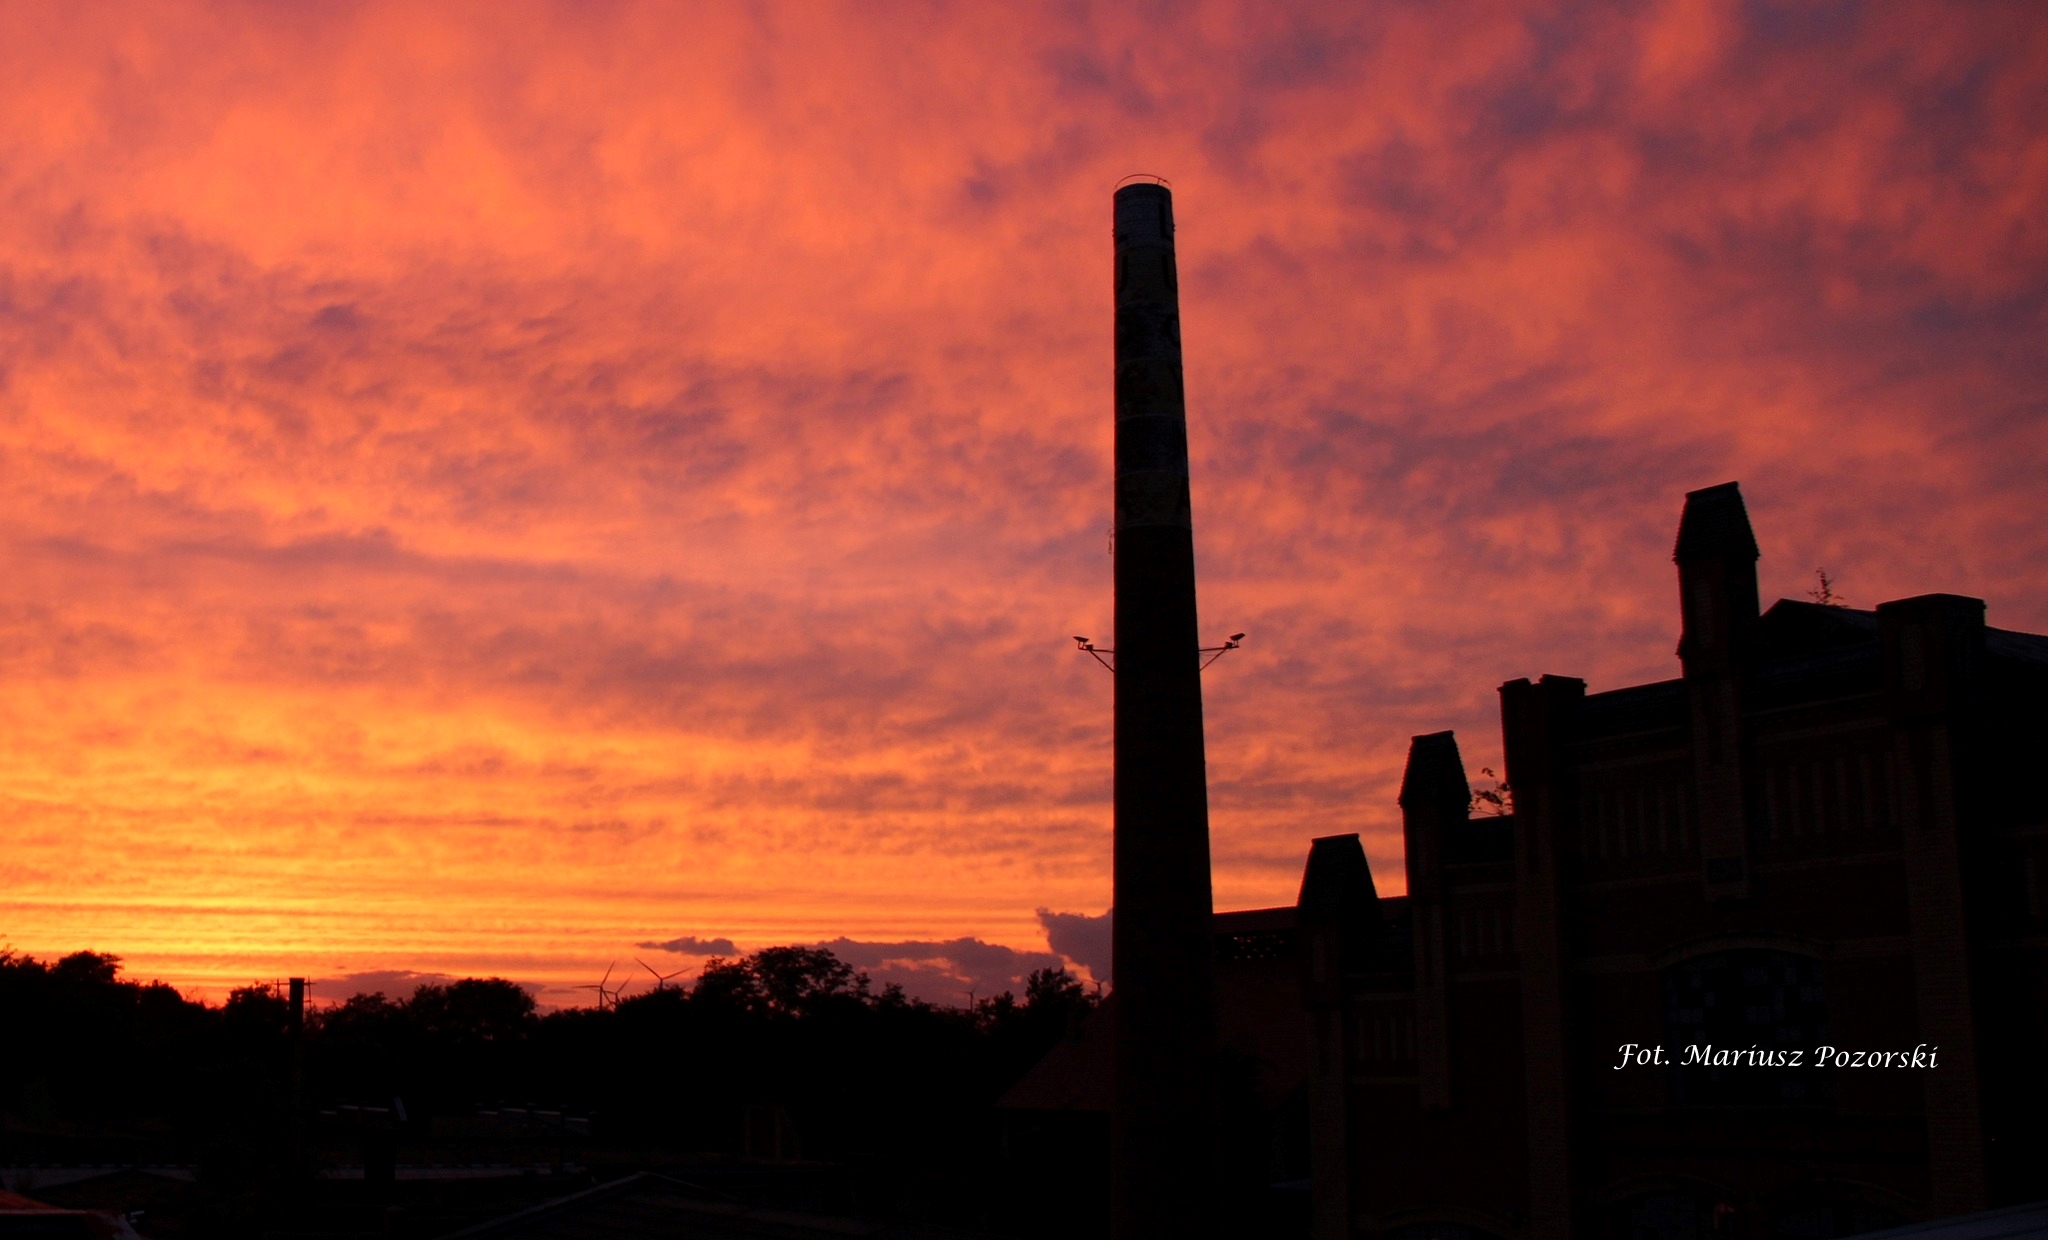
[1110,180,1218,1236]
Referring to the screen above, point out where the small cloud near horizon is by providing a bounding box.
[309,969,462,1002]
[310,968,572,1008]
[640,922,1107,1006]
[815,935,1068,1006]
[1036,907,1111,984]
[634,935,740,957]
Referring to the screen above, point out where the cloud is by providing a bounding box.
[1036,908,1112,984]
[635,932,1077,1007]
[307,968,591,1011]
[0,0,2042,1003]
[311,969,463,1002]
[813,936,1070,1006]
[637,936,740,958]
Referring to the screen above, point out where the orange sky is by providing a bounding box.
[3,1,2044,1007]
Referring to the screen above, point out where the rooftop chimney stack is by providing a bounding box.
[1674,481,1761,898]
[1110,180,1219,1236]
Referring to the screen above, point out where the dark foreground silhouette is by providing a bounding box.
[0,946,1104,1237]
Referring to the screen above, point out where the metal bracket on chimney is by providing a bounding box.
[1072,633,1245,673]
[1073,637,1116,672]
[1199,633,1246,670]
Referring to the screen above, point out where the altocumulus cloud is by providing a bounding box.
[4,0,2044,1008]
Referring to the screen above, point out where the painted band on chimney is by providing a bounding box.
[1110,180,1218,1237]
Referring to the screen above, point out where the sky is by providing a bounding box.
[2,0,2043,1007]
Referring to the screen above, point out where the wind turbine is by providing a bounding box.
[636,958,687,991]
[578,961,630,1011]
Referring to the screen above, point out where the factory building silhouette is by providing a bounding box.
[1009,480,2048,1239]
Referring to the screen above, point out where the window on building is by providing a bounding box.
[1662,949,1830,1105]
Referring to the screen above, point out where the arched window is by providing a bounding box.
[1662,949,1829,1105]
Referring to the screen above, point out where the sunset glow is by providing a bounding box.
[4,1,2044,1005]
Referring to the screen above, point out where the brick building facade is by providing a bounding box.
[1005,482,2047,1239]
[1315,482,2048,1239]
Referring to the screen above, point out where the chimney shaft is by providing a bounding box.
[1673,481,1760,898]
[1110,181,1218,1236]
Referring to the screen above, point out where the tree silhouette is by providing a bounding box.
[2,943,1111,1235]
[1470,766,1513,816]
[694,945,874,1017]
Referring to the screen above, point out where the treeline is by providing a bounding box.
[0,945,1096,1173]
